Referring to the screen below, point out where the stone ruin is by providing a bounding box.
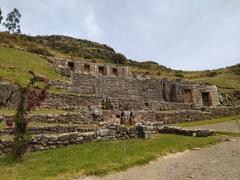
[49,57,220,110]
[1,57,240,153]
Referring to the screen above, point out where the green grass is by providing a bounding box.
[191,73,240,90]
[0,47,65,85]
[176,115,240,127]
[48,87,68,94]
[0,121,4,130]
[0,134,220,180]
[0,108,16,116]
[29,109,67,115]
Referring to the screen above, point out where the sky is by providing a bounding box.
[0,0,239,70]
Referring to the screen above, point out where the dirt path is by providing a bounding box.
[79,138,240,180]
[79,121,240,180]
[187,120,240,132]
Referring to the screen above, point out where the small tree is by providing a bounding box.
[0,7,3,25]
[3,8,21,33]
[12,72,49,160]
[12,87,30,160]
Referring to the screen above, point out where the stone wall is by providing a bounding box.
[134,106,240,124]
[0,124,215,154]
[41,93,102,109]
[69,74,220,109]
[28,112,93,124]
[47,57,129,78]
[3,106,240,127]
[47,57,220,109]
[0,125,97,135]
[158,126,215,137]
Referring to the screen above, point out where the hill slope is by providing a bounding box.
[0,47,66,85]
[0,32,239,94]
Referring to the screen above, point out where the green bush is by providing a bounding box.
[205,71,218,77]
[175,73,184,78]
[27,46,52,56]
[12,88,31,160]
[111,53,127,64]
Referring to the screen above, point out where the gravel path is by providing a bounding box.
[188,120,240,132]
[79,138,240,180]
[78,121,240,180]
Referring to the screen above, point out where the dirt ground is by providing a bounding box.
[187,120,240,132]
[79,122,240,180]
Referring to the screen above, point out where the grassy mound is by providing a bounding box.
[0,47,66,85]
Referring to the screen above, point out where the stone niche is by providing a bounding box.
[184,89,193,103]
[48,57,220,109]
[67,61,74,71]
[98,66,106,76]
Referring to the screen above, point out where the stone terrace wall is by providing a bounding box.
[41,93,102,109]
[0,125,97,135]
[28,112,93,124]
[69,74,220,109]
[0,124,215,154]
[3,106,240,127]
[42,92,192,111]
[134,106,240,124]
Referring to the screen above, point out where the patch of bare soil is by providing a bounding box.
[189,120,240,132]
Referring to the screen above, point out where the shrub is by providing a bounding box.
[12,88,31,160]
[26,46,52,56]
[205,71,218,77]
[111,53,127,64]
[157,71,162,76]
[175,73,184,78]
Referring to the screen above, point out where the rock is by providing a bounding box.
[58,134,70,141]
[48,136,58,142]
[98,129,109,136]
[0,114,4,121]
[143,131,151,139]
[33,145,45,150]
[76,137,83,142]
[0,82,20,108]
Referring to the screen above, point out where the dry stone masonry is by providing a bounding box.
[0,56,239,154]
[47,57,220,110]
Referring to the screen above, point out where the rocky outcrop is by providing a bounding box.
[0,82,20,108]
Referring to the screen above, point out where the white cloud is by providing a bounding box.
[0,0,240,70]
[85,12,102,39]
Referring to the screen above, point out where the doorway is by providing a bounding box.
[202,92,212,106]
[68,62,74,71]
[184,89,193,103]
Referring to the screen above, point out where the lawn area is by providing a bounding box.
[191,73,240,90]
[0,47,66,85]
[0,134,220,180]
[176,115,240,127]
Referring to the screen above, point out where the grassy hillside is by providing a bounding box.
[0,47,66,85]
[0,32,239,93]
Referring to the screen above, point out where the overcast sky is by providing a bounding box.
[0,0,239,70]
